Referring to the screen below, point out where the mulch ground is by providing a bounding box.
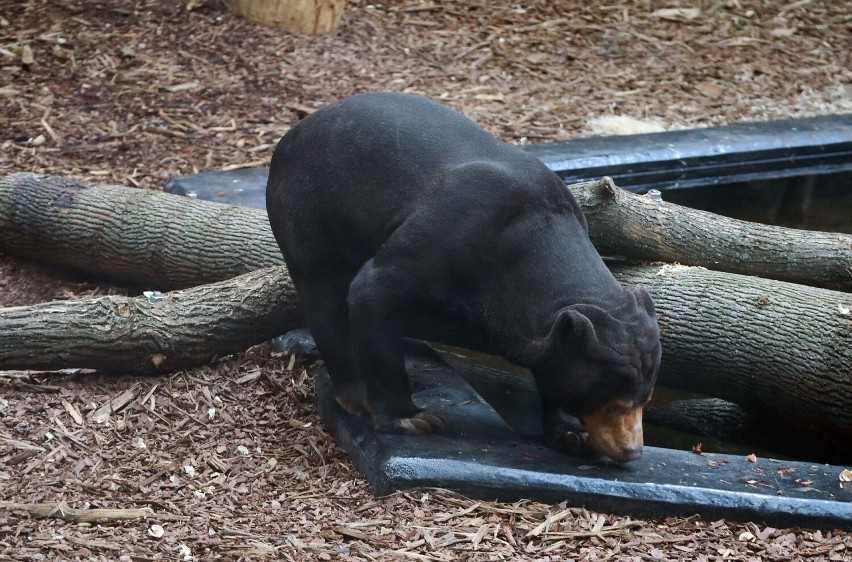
[1,0,850,560]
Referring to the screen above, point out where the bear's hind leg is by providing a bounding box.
[299,278,367,415]
[348,259,445,434]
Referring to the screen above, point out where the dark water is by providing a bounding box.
[663,171,852,233]
[436,345,792,461]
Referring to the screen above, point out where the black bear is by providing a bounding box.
[266,92,660,463]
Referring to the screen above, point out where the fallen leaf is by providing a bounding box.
[696,81,723,98]
[177,544,194,560]
[21,44,34,66]
[651,8,701,21]
[771,28,796,37]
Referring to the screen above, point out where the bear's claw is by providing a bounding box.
[378,411,446,434]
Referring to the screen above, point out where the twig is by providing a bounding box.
[0,501,188,523]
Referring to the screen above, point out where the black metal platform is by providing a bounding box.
[524,114,852,192]
[315,348,852,530]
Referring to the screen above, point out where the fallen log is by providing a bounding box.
[224,0,345,35]
[1,260,849,446]
[2,173,849,291]
[613,263,852,444]
[0,267,300,374]
[574,178,852,291]
[645,398,757,443]
[642,398,826,461]
[0,173,283,290]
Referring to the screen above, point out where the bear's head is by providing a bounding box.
[532,286,661,463]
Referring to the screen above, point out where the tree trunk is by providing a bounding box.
[573,178,852,291]
[2,173,848,292]
[0,173,283,290]
[645,398,757,442]
[0,260,848,444]
[612,262,852,443]
[223,0,345,35]
[0,267,300,374]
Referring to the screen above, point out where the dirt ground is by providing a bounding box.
[1,0,851,560]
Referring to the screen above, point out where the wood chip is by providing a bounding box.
[88,385,139,423]
[61,399,85,425]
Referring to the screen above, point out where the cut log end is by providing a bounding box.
[224,0,345,35]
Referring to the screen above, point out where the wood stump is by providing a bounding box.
[224,0,345,35]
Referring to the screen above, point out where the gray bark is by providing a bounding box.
[0,267,300,374]
[611,262,852,442]
[645,398,756,442]
[573,178,852,291]
[0,173,283,290]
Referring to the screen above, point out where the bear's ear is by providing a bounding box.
[555,306,629,364]
[537,308,594,359]
[633,285,655,315]
[554,307,615,358]
[555,308,595,347]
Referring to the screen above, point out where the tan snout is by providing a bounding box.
[582,400,644,464]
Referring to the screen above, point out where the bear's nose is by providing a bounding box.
[613,447,642,463]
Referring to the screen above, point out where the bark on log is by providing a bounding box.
[611,262,852,443]
[2,173,849,292]
[574,178,852,291]
[645,398,756,442]
[0,267,300,374]
[643,398,846,464]
[0,173,283,290]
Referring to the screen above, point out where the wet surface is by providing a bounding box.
[314,347,852,529]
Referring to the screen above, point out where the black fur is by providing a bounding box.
[267,92,660,460]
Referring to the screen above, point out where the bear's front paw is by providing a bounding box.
[547,430,597,458]
[376,411,446,435]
